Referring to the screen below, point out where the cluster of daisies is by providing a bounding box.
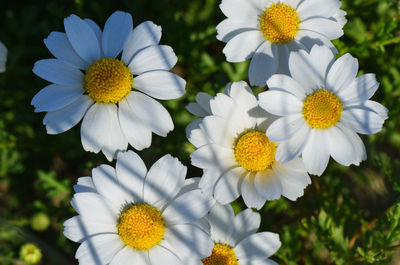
[28,0,388,264]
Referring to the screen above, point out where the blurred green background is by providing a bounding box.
[0,0,399,264]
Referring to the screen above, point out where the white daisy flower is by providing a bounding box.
[64,150,214,265]
[198,203,281,265]
[32,11,186,161]
[189,81,311,209]
[0,41,7,73]
[258,45,388,176]
[217,0,346,87]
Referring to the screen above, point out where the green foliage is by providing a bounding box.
[0,0,399,264]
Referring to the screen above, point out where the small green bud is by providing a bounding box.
[31,212,51,232]
[19,243,42,265]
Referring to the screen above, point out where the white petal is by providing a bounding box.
[116,150,147,203]
[76,234,124,264]
[214,167,246,205]
[336,123,366,165]
[301,129,330,176]
[220,0,260,19]
[0,41,7,73]
[275,123,310,163]
[190,144,236,171]
[134,71,186,100]
[110,247,149,265]
[33,59,84,86]
[208,203,235,244]
[70,192,119,224]
[266,114,304,142]
[222,30,264,62]
[32,84,84,112]
[186,120,209,148]
[326,53,358,93]
[227,81,258,112]
[234,232,281,259]
[216,18,259,42]
[80,103,110,154]
[126,92,173,137]
[163,224,214,260]
[122,21,162,64]
[340,107,384,135]
[43,95,92,134]
[254,170,282,201]
[241,173,266,209]
[102,11,132,58]
[129,45,177,75]
[118,98,152,150]
[73,176,96,193]
[199,115,236,147]
[249,42,278,87]
[276,160,311,201]
[149,245,183,265]
[258,90,303,116]
[326,126,358,166]
[240,259,279,265]
[63,216,117,243]
[199,170,222,198]
[44,32,89,69]
[231,208,261,244]
[297,0,341,20]
[339,74,380,106]
[186,103,209,117]
[195,92,213,114]
[358,100,388,120]
[267,74,307,100]
[275,43,290,75]
[84,19,102,43]
[295,29,337,54]
[144,155,186,207]
[64,14,101,63]
[300,17,343,40]
[308,45,335,82]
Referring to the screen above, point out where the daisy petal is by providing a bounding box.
[249,42,278,87]
[295,29,337,53]
[234,232,281,259]
[220,0,260,19]
[129,45,177,75]
[241,173,266,209]
[44,32,89,69]
[340,107,384,135]
[144,155,186,207]
[258,90,303,116]
[73,177,96,193]
[297,0,341,20]
[254,170,282,201]
[84,19,102,43]
[64,14,101,63]
[43,95,92,134]
[266,74,307,100]
[134,71,186,100]
[122,21,162,64]
[216,18,259,42]
[266,114,305,142]
[300,17,343,40]
[326,53,358,93]
[190,144,236,171]
[33,59,84,86]
[275,124,310,163]
[222,30,264,62]
[126,92,173,137]
[110,246,149,265]
[231,208,261,244]
[63,216,117,243]
[214,167,246,205]
[326,126,357,166]
[339,74,380,106]
[301,129,330,176]
[102,11,132,58]
[32,84,84,112]
[336,123,366,165]
[208,203,235,243]
[149,245,183,265]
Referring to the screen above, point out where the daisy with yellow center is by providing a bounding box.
[32,11,186,161]
[217,0,346,87]
[189,81,311,209]
[64,150,214,265]
[259,45,388,176]
[189,203,281,265]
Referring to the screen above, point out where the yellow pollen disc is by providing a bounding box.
[84,57,133,104]
[234,130,276,172]
[302,89,343,129]
[202,243,238,265]
[259,3,300,44]
[117,204,165,250]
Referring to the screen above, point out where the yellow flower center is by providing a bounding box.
[84,58,133,104]
[302,89,343,129]
[259,3,300,44]
[202,243,238,265]
[234,130,276,172]
[117,204,165,250]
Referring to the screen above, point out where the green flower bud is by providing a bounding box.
[19,243,42,265]
[31,212,50,232]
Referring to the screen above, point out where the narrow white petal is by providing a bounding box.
[308,45,335,82]
[129,45,177,75]
[186,120,209,148]
[326,53,358,93]
[258,90,303,116]
[266,114,304,142]
[339,74,380,106]
[32,84,84,112]
[254,170,282,201]
[64,14,101,63]
[122,21,162,64]
[300,17,343,40]
[234,232,281,259]
[80,103,109,153]
[118,98,152,150]
[208,203,235,244]
[214,167,246,205]
[43,95,92,134]
[33,59,84,86]
[326,126,358,166]
[231,209,261,244]
[340,107,384,135]
[220,0,260,19]
[76,234,124,264]
[222,30,264,62]
[102,11,132,58]
[216,17,258,42]
[301,129,330,176]
[144,155,186,207]
[336,123,366,165]
[249,42,278,87]
[196,92,213,114]
[134,71,186,100]
[126,92,173,137]
[44,32,89,69]
[63,216,117,243]
[277,161,311,201]
[295,29,337,54]
[227,81,258,112]
[84,19,102,43]
[297,0,341,20]
[110,247,149,265]
[199,115,236,147]
[357,100,388,120]
[186,103,209,117]
[73,176,96,193]
[241,173,266,209]
[148,245,183,265]
[190,144,236,171]
[266,74,307,100]
[275,123,310,163]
